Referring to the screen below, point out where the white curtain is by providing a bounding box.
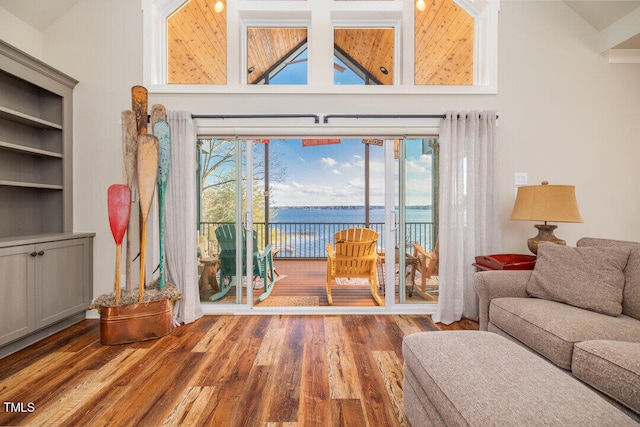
[432,111,500,324]
[166,111,203,325]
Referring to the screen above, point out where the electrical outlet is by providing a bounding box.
[515,172,527,186]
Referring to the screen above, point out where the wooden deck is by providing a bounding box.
[200,259,438,307]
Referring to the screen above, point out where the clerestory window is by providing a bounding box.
[148,0,498,92]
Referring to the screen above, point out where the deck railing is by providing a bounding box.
[199,221,435,260]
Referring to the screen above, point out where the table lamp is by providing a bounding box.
[510,181,583,254]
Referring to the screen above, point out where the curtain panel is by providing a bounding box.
[166,111,203,324]
[432,111,500,324]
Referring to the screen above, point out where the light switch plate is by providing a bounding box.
[515,172,527,186]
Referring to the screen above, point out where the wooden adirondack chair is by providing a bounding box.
[326,228,382,305]
[211,224,276,302]
[409,238,439,301]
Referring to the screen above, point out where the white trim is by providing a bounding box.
[199,303,438,315]
[592,6,640,55]
[603,49,640,64]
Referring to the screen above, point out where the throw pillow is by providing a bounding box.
[526,243,631,316]
[578,237,640,321]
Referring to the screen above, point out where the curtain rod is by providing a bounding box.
[190,113,496,125]
[322,114,445,123]
[323,113,497,123]
[191,114,321,124]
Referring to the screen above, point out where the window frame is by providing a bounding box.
[243,21,311,85]
[143,0,499,94]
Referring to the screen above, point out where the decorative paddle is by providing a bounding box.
[150,104,166,134]
[154,119,170,290]
[132,86,148,261]
[137,134,159,302]
[131,86,148,136]
[107,184,131,305]
[121,110,137,293]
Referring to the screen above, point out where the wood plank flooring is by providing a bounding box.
[0,315,477,426]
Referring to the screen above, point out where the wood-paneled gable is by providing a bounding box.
[334,28,394,85]
[167,0,227,84]
[415,0,474,85]
[247,27,308,84]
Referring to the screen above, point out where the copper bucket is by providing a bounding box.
[99,298,175,345]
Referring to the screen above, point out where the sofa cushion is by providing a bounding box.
[578,237,640,321]
[573,340,640,414]
[489,297,640,369]
[526,242,631,316]
[402,331,640,426]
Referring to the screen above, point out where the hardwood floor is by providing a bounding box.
[0,315,477,426]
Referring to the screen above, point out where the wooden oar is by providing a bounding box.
[107,184,131,305]
[150,104,166,134]
[132,86,148,261]
[131,86,148,136]
[121,110,137,293]
[154,119,170,290]
[137,134,159,302]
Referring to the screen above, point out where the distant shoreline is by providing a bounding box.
[273,205,432,210]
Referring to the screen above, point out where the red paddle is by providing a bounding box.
[108,184,131,305]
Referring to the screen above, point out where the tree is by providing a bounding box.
[198,139,286,224]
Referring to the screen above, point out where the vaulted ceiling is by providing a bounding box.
[0,0,638,65]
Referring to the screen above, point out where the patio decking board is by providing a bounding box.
[199,260,436,307]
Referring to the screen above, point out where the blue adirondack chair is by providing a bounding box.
[210,224,276,302]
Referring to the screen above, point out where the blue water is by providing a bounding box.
[271,206,432,223]
[266,206,434,258]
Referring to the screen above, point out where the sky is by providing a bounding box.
[267,138,433,208]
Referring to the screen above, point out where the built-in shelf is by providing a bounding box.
[0,39,77,239]
[0,180,63,190]
[0,106,62,130]
[0,140,62,158]
[0,41,90,359]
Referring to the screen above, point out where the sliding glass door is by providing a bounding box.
[197,136,438,308]
[198,138,249,304]
[395,138,439,305]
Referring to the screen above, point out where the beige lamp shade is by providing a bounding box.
[511,182,583,223]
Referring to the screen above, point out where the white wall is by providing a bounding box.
[43,0,144,300]
[2,0,638,299]
[496,1,640,252]
[0,7,42,58]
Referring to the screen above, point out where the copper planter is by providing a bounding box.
[99,298,175,345]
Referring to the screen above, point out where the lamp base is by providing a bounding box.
[527,224,566,255]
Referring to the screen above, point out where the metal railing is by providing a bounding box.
[199,221,435,260]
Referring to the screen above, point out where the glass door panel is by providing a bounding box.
[396,138,439,304]
[198,138,248,304]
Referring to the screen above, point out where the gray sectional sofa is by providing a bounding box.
[474,237,640,418]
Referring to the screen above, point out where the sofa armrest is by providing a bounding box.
[473,270,532,331]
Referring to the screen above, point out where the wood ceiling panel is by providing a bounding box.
[415,0,474,85]
[334,28,394,85]
[167,0,227,84]
[247,28,308,84]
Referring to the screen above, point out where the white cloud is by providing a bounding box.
[321,157,337,167]
[332,169,341,175]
